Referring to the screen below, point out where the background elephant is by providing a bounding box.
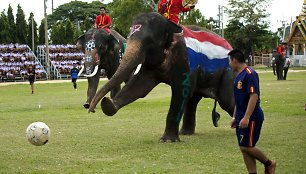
[76,28,126,108]
[275,53,284,80]
[88,12,235,142]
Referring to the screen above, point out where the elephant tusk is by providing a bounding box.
[84,65,99,78]
[78,65,84,77]
[134,64,142,75]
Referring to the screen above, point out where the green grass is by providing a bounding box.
[0,72,306,174]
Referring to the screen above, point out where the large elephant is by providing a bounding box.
[88,12,235,142]
[76,28,126,108]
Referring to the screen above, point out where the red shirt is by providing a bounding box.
[276,45,285,56]
[95,14,112,32]
[158,0,191,24]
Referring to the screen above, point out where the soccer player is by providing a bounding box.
[228,49,276,174]
[70,64,79,90]
[95,6,112,33]
[28,66,36,94]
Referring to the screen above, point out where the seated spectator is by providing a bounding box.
[0,43,46,81]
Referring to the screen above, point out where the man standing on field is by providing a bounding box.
[70,63,79,90]
[228,49,276,174]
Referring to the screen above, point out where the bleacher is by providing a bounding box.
[37,45,84,79]
[0,44,46,82]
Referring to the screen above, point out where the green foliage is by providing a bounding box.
[57,21,66,44]
[27,13,38,51]
[110,0,152,37]
[51,20,75,44]
[16,4,28,43]
[51,22,59,44]
[0,72,306,173]
[38,19,45,45]
[47,1,104,26]
[0,11,10,43]
[180,9,218,31]
[65,19,75,44]
[7,5,16,43]
[81,16,92,33]
[74,28,83,43]
[225,0,273,55]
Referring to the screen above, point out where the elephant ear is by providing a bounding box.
[165,21,183,49]
[76,34,85,53]
[107,34,116,50]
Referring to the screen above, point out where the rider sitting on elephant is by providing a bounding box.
[158,0,195,24]
[158,0,195,42]
[276,44,285,56]
[95,6,112,33]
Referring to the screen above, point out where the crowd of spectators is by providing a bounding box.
[38,45,84,75]
[0,44,46,81]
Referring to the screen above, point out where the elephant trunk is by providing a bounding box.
[88,40,143,112]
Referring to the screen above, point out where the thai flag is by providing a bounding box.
[183,27,233,73]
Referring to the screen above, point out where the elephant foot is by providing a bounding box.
[101,97,117,116]
[179,128,195,135]
[83,103,90,109]
[160,133,180,142]
[212,111,220,127]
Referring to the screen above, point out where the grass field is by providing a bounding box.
[0,71,305,174]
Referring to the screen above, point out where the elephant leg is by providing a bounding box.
[283,67,289,80]
[84,69,100,109]
[276,64,281,80]
[160,73,191,142]
[278,64,284,80]
[179,94,202,135]
[101,69,159,116]
[216,70,235,117]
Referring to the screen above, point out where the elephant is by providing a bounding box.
[275,53,284,80]
[88,12,235,142]
[76,28,127,108]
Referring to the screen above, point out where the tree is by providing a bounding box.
[180,9,215,29]
[110,0,152,37]
[225,0,272,55]
[0,11,10,43]
[27,13,38,50]
[7,5,16,43]
[74,28,83,43]
[16,4,28,43]
[144,0,159,11]
[38,19,45,45]
[57,21,66,44]
[65,19,75,44]
[81,16,92,33]
[48,1,104,26]
[51,22,59,44]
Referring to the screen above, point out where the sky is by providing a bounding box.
[0,0,304,31]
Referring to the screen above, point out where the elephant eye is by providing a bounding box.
[85,40,96,52]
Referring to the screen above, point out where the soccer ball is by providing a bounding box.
[26,122,50,146]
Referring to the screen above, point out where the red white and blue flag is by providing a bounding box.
[183,26,233,73]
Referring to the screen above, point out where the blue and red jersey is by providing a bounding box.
[234,67,264,122]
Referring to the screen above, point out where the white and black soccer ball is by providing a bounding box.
[26,122,50,146]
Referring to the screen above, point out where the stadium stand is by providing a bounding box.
[0,44,46,82]
[37,45,84,79]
